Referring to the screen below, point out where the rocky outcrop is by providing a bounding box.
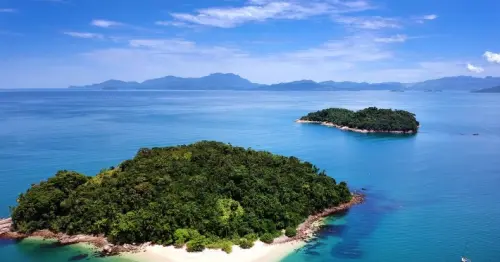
[0,218,13,235]
[0,218,146,256]
[274,194,365,244]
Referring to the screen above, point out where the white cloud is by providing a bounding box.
[484,51,500,63]
[422,14,438,20]
[91,19,123,28]
[414,14,438,23]
[466,63,484,73]
[168,0,372,28]
[287,34,393,62]
[333,16,400,29]
[63,32,103,39]
[0,8,16,13]
[129,39,195,50]
[155,21,197,28]
[374,34,407,43]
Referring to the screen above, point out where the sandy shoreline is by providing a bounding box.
[296,119,417,134]
[127,240,304,262]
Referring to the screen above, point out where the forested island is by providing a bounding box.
[5,141,358,256]
[298,107,419,133]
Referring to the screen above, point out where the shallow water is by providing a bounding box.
[0,90,499,262]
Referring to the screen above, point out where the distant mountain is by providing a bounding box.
[69,74,500,92]
[69,73,258,90]
[140,73,257,90]
[264,80,332,91]
[407,76,500,91]
[472,85,500,93]
[319,81,404,91]
[261,80,404,91]
[69,80,140,90]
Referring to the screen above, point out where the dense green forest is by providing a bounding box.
[11,141,351,252]
[300,107,419,132]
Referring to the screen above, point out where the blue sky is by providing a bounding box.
[1,0,500,88]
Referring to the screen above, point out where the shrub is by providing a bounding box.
[239,238,254,249]
[260,233,274,244]
[186,236,206,252]
[221,241,233,254]
[285,227,297,238]
[174,228,200,248]
[244,233,258,242]
[206,239,233,254]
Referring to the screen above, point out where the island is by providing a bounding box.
[472,85,500,93]
[1,141,363,262]
[297,107,419,133]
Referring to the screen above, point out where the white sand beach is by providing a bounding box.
[127,240,304,262]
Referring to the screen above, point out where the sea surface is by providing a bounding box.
[0,90,499,262]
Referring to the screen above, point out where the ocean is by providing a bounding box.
[0,90,499,262]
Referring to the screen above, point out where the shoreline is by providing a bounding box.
[0,194,364,262]
[295,119,417,134]
[126,240,305,262]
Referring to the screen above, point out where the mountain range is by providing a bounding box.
[69,73,500,92]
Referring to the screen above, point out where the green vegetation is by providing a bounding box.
[300,107,419,133]
[11,141,351,252]
[260,233,275,244]
[238,238,254,249]
[285,227,297,238]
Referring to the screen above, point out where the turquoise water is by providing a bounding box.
[1,90,499,262]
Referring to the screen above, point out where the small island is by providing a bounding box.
[297,107,419,133]
[1,141,362,262]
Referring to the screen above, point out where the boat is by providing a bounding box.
[461,257,471,262]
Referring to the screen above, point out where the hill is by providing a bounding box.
[472,85,500,93]
[69,80,140,90]
[69,73,258,90]
[298,107,419,133]
[407,76,500,91]
[69,74,500,91]
[10,141,351,251]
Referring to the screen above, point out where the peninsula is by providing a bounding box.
[297,107,419,133]
[1,141,363,261]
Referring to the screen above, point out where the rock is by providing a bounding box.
[102,244,115,255]
[0,218,13,236]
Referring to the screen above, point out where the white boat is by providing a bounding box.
[461,257,471,262]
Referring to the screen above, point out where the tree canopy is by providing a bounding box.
[11,141,351,251]
[300,107,419,132]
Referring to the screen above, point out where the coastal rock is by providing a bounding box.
[0,218,13,236]
[59,234,108,247]
[102,244,115,255]
[273,194,365,244]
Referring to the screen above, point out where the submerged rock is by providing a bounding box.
[68,254,89,261]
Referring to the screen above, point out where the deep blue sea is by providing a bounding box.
[1,90,499,262]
